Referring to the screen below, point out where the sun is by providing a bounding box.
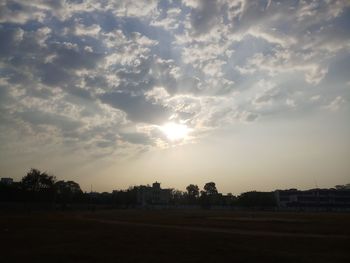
[160,122,191,141]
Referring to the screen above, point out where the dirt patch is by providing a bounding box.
[1,210,349,263]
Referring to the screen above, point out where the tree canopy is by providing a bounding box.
[186,184,199,199]
[21,168,56,192]
[203,182,218,196]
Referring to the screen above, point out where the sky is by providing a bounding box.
[0,0,349,194]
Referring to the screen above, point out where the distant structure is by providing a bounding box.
[136,182,172,206]
[335,184,350,190]
[276,188,350,208]
[0,178,13,185]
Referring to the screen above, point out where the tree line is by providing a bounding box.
[0,168,277,209]
[0,169,85,209]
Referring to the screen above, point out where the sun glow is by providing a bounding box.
[160,122,191,141]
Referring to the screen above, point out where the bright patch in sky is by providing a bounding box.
[160,123,191,141]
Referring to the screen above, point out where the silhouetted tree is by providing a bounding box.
[55,180,83,208]
[21,168,56,192]
[170,189,186,205]
[186,184,199,203]
[55,180,82,195]
[224,193,236,206]
[203,182,218,196]
[200,182,219,208]
[21,168,56,205]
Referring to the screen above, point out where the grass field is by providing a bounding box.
[1,210,349,262]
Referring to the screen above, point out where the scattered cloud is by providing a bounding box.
[324,96,346,112]
[0,0,349,158]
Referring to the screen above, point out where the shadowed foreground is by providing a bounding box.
[1,210,349,263]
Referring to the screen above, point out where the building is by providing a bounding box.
[136,182,172,206]
[0,178,13,185]
[276,188,350,208]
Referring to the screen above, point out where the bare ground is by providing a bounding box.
[1,210,349,263]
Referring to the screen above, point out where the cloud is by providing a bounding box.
[107,0,159,18]
[0,1,46,24]
[324,96,346,112]
[16,110,81,132]
[253,82,281,108]
[100,91,171,124]
[151,8,182,30]
[119,132,153,146]
[0,0,349,157]
[239,111,259,123]
[186,0,221,36]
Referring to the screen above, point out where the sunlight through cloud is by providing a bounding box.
[160,122,191,141]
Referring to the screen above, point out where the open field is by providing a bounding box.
[1,210,350,263]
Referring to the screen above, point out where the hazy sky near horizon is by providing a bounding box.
[0,0,350,193]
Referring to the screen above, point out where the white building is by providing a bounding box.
[136,182,172,206]
[276,188,350,208]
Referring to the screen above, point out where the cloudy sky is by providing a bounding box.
[0,0,349,193]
